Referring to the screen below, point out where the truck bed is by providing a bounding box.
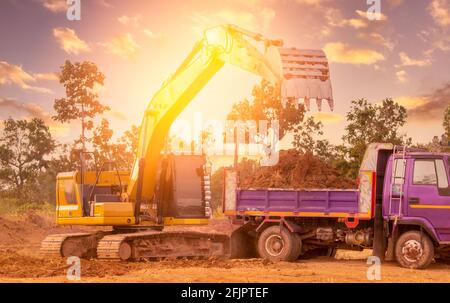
[235,188,359,218]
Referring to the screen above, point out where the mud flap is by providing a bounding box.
[372,203,386,260]
[385,227,399,262]
[230,222,258,259]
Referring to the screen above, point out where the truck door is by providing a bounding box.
[406,157,450,241]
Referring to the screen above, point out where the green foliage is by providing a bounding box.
[210,158,259,210]
[291,116,334,160]
[0,197,53,215]
[53,60,110,153]
[444,105,450,139]
[338,98,409,178]
[210,168,224,211]
[227,80,306,140]
[0,118,55,197]
[51,60,141,173]
[53,60,109,126]
[91,120,140,170]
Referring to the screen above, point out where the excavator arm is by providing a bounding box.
[126,25,334,221]
[127,25,282,205]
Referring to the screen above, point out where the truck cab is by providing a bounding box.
[381,148,450,267]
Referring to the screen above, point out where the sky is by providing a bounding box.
[0,0,449,154]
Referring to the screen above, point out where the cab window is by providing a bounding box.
[413,160,437,185]
[63,181,77,204]
[393,159,406,184]
[413,159,449,189]
[436,159,449,189]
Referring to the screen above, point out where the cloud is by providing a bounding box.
[0,98,51,122]
[396,82,450,121]
[33,72,59,81]
[358,32,395,50]
[335,10,388,29]
[386,0,404,7]
[53,27,91,55]
[107,109,127,121]
[0,98,69,134]
[396,70,407,83]
[101,33,140,60]
[294,0,329,6]
[345,18,368,29]
[0,61,53,94]
[309,112,343,124]
[143,29,163,40]
[97,0,113,8]
[397,52,432,67]
[37,0,66,13]
[323,42,385,65]
[355,9,388,22]
[313,6,388,37]
[429,0,450,27]
[419,27,450,55]
[190,7,275,33]
[118,14,142,27]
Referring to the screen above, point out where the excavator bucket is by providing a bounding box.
[278,48,333,111]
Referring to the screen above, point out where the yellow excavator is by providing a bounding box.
[41,24,333,261]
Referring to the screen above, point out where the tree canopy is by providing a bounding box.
[0,118,55,195]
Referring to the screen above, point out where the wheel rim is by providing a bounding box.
[265,234,285,257]
[402,239,423,263]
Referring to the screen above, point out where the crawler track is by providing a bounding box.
[97,231,231,261]
[40,230,231,261]
[40,232,108,259]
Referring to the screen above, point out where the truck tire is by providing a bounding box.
[257,226,301,262]
[395,230,434,269]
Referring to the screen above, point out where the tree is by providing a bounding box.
[92,118,114,166]
[91,120,140,171]
[0,118,55,197]
[227,80,306,140]
[340,98,408,178]
[53,60,110,150]
[292,116,324,154]
[210,157,259,210]
[444,105,450,139]
[117,124,140,169]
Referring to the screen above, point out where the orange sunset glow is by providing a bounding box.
[1,0,449,148]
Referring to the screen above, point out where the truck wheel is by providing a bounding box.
[257,226,301,261]
[395,230,434,269]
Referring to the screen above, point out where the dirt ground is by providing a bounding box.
[1,212,450,283]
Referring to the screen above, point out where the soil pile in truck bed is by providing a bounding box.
[240,150,357,189]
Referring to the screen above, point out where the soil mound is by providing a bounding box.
[241,150,357,189]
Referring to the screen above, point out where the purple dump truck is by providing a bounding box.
[225,143,450,269]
